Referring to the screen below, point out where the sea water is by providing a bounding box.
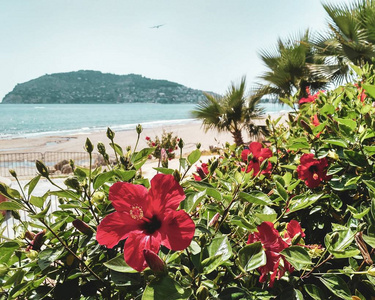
[0,103,291,139]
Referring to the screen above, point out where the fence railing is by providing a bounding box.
[0,152,100,177]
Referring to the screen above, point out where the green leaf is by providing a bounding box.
[321,138,348,148]
[288,193,324,213]
[362,234,375,248]
[93,170,115,189]
[281,246,312,270]
[114,169,136,182]
[30,200,51,219]
[187,149,201,165]
[26,175,41,197]
[110,142,123,156]
[230,216,256,230]
[287,137,310,150]
[38,248,64,271]
[104,254,138,273]
[304,284,327,300]
[335,118,357,130]
[238,242,266,272]
[30,195,46,209]
[0,242,19,264]
[320,274,352,300]
[0,200,23,211]
[327,229,355,253]
[275,181,288,201]
[363,84,375,98]
[218,287,251,300]
[239,191,272,206]
[142,276,192,300]
[153,167,174,175]
[279,288,304,300]
[330,175,357,191]
[364,146,375,156]
[181,190,206,213]
[343,150,367,167]
[202,235,232,274]
[131,148,155,170]
[254,206,277,222]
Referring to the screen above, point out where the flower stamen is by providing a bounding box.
[130,205,144,220]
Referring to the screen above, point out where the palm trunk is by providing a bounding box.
[231,129,244,146]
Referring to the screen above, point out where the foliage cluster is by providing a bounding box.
[2,66,375,299]
[145,131,180,165]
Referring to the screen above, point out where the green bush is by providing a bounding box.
[1,65,375,299]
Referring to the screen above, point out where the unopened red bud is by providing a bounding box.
[72,219,93,235]
[300,120,313,134]
[143,249,166,274]
[32,229,46,251]
[24,231,35,241]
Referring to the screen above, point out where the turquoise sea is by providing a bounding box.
[0,103,291,139]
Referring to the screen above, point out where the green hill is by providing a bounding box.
[2,70,207,104]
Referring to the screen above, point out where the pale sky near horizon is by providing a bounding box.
[0,0,352,102]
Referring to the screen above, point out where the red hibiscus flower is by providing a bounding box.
[96,174,195,272]
[299,87,322,105]
[297,153,331,188]
[241,142,272,175]
[247,221,303,287]
[193,163,209,181]
[354,83,366,103]
[283,220,305,244]
[311,114,322,138]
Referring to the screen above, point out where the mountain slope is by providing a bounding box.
[2,70,206,104]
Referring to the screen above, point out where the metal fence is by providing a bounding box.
[0,152,100,178]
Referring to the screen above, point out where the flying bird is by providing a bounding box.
[150,24,165,29]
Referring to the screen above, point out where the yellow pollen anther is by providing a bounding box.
[259,156,263,161]
[130,205,144,220]
[313,173,319,180]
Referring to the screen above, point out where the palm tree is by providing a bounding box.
[312,0,375,82]
[192,77,265,146]
[256,30,329,100]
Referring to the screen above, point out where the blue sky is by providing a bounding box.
[0,0,352,101]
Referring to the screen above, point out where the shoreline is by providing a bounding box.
[0,113,286,155]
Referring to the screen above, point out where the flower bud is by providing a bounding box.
[173,170,181,182]
[208,213,220,228]
[196,143,201,149]
[92,191,106,203]
[9,169,17,178]
[196,286,209,300]
[143,249,166,274]
[11,210,21,220]
[72,219,93,235]
[178,138,184,149]
[36,160,49,178]
[26,249,38,260]
[291,232,302,245]
[327,150,339,160]
[329,232,340,244]
[136,124,143,134]
[24,231,35,241]
[64,176,81,191]
[31,229,46,251]
[97,142,107,156]
[85,138,94,153]
[210,159,219,174]
[106,127,115,140]
[300,120,313,134]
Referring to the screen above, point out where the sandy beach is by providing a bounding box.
[0,114,286,179]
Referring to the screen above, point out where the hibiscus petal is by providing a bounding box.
[109,181,149,214]
[148,174,185,212]
[249,142,263,156]
[257,222,288,252]
[124,231,161,272]
[286,220,305,241]
[259,147,273,160]
[96,212,140,248]
[241,149,251,162]
[159,210,195,251]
